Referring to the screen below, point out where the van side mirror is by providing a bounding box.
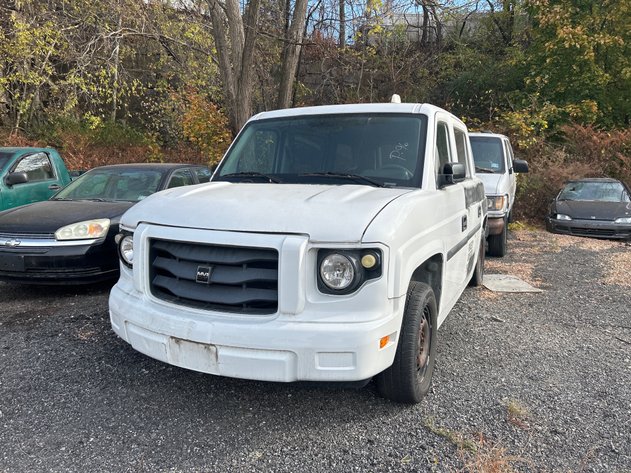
[438,162,466,188]
[5,172,28,186]
[513,159,529,173]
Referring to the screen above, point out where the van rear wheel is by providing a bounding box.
[376,282,437,404]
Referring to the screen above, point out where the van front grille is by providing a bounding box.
[149,239,278,315]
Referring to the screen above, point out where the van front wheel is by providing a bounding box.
[488,217,508,257]
[376,282,437,404]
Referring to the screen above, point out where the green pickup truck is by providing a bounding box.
[0,148,72,212]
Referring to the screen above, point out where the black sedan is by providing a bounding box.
[0,163,212,284]
[547,178,631,240]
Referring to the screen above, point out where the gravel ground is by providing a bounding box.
[1,229,630,472]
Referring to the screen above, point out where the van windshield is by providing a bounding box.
[470,136,505,173]
[215,114,428,188]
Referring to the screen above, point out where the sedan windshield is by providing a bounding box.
[215,114,428,188]
[559,181,630,202]
[470,137,505,173]
[54,168,165,202]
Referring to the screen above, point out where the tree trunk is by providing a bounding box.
[276,0,309,109]
[339,0,346,47]
[206,0,262,133]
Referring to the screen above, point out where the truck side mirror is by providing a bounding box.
[438,162,466,188]
[5,171,29,186]
[513,159,529,173]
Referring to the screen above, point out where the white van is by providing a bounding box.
[469,132,529,256]
[109,101,487,403]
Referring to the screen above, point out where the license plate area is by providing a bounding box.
[0,254,25,271]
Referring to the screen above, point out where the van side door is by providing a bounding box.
[453,125,485,284]
[435,116,468,304]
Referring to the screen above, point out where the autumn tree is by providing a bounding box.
[523,0,631,127]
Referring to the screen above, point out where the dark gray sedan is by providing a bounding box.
[0,163,212,284]
[546,178,631,239]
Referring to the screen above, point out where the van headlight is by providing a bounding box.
[317,249,382,294]
[115,232,134,268]
[487,195,507,212]
[614,217,631,224]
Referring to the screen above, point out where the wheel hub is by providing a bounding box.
[417,308,431,373]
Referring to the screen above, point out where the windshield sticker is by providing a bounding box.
[389,142,409,161]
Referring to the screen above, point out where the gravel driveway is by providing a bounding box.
[1,229,629,472]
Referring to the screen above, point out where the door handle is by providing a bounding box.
[461,215,468,231]
[48,184,61,190]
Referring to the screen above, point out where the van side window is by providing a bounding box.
[435,122,452,175]
[505,140,515,170]
[14,153,55,182]
[453,128,471,177]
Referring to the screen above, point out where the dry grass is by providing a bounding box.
[460,434,526,473]
[504,399,530,430]
[76,325,97,341]
[552,234,616,251]
[424,419,527,472]
[485,260,541,287]
[478,290,502,301]
[603,248,631,288]
[424,417,478,453]
[504,229,631,288]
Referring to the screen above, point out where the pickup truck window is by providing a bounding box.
[0,153,10,170]
[13,153,55,181]
[470,136,505,173]
[216,114,427,188]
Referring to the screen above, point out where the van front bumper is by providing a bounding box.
[109,281,403,383]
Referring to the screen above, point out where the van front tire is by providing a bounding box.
[488,217,507,257]
[376,282,437,404]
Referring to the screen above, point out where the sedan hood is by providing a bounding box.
[0,200,135,233]
[122,182,413,242]
[555,200,631,221]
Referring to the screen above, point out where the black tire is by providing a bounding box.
[469,234,485,287]
[488,217,507,257]
[376,281,437,404]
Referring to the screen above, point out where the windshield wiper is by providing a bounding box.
[301,172,385,187]
[220,172,282,183]
[475,166,495,174]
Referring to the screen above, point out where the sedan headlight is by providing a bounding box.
[556,214,572,221]
[55,219,110,240]
[115,233,134,267]
[318,249,382,295]
[487,195,507,212]
[614,217,631,224]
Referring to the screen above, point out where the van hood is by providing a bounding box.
[121,182,413,242]
[477,172,504,196]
